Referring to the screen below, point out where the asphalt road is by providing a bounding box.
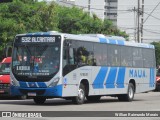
[0,91,160,120]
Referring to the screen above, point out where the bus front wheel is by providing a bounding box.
[72,83,85,104]
[118,83,135,102]
[33,97,46,104]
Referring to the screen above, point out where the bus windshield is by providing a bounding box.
[0,63,10,75]
[12,35,61,81]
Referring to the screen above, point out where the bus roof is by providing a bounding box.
[15,31,155,49]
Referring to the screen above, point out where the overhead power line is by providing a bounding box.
[143,1,160,24]
[143,11,160,21]
[58,0,130,12]
[58,1,160,22]
[143,29,160,34]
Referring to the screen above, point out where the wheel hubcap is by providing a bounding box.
[129,87,133,98]
[78,89,84,100]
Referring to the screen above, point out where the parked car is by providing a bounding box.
[0,57,26,99]
[156,69,160,91]
[0,57,11,96]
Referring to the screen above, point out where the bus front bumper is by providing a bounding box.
[10,85,62,97]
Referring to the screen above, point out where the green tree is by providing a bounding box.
[0,1,129,57]
[57,6,128,38]
[0,0,59,57]
[0,1,39,53]
[151,42,160,66]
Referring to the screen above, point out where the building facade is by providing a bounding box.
[75,0,117,25]
[117,0,160,43]
[42,0,118,25]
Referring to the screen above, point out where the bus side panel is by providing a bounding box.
[125,68,156,93]
[62,66,92,97]
[91,66,127,95]
[138,68,156,92]
[61,66,156,97]
[91,67,156,96]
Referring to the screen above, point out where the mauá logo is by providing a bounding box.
[129,69,146,78]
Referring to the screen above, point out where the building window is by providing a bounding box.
[108,0,117,2]
[107,13,117,16]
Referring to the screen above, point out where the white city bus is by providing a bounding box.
[10,32,156,104]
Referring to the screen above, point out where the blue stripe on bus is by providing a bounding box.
[99,38,107,43]
[26,33,34,36]
[108,39,116,44]
[11,84,63,97]
[28,82,38,88]
[34,32,43,35]
[106,67,117,88]
[117,40,125,45]
[39,32,51,35]
[19,82,47,88]
[50,84,63,96]
[116,67,125,88]
[150,45,154,49]
[37,82,47,88]
[26,32,51,36]
[150,68,155,87]
[93,67,108,89]
[19,82,28,88]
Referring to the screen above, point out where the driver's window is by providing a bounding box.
[63,40,76,76]
[63,48,68,68]
[69,48,74,65]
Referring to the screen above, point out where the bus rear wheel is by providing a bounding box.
[118,83,135,102]
[72,83,85,104]
[33,97,46,104]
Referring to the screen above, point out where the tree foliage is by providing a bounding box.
[151,42,160,66]
[0,0,128,57]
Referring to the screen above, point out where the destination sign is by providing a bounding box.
[21,37,55,43]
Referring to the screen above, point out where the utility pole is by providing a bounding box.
[134,7,137,42]
[88,0,91,16]
[141,0,144,43]
[104,0,107,20]
[137,0,140,43]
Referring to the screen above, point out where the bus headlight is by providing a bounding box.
[48,77,60,87]
[10,74,16,86]
[10,73,19,86]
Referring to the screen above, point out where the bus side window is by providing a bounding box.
[63,41,77,76]
[69,48,74,64]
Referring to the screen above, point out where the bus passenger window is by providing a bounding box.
[77,47,88,66]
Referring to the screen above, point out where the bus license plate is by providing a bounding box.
[28,92,36,96]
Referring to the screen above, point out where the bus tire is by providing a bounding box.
[33,97,46,104]
[118,83,135,102]
[72,83,85,105]
[19,95,27,100]
[86,96,101,102]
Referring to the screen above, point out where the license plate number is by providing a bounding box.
[28,92,36,96]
